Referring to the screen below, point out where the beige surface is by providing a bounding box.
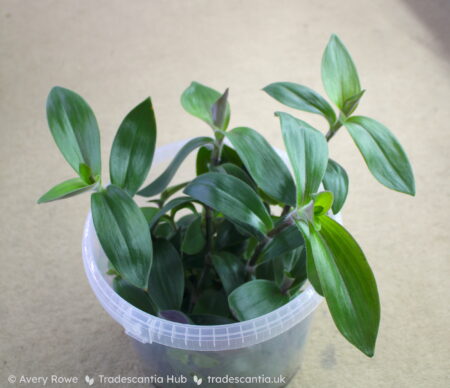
[1,0,449,387]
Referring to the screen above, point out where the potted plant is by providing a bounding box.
[38,35,414,387]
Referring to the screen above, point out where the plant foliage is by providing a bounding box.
[39,35,415,357]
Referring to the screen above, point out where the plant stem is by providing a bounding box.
[247,213,295,270]
[325,116,343,142]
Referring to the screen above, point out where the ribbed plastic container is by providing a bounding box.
[82,140,332,388]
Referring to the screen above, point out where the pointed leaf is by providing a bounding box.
[295,220,324,296]
[277,112,328,205]
[211,88,230,130]
[138,137,213,197]
[46,87,101,176]
[110,98,157,196]
[226,127,296,206]
[264,82,336,125]
[322,159,349,214]
[181,82,230,128]
[91,185,152,289]
[113,277,156,315]
[184,172,273,234]
[38,177,94,204]
[306,216,380,357]
[342,90,365,117]
[313,191,334,217]
[148,239,184,310]
[321,34,361,110]
[181,215,206,255]
[259,225,304,264]
[212,252,246,295]
[344,116,415,195]
[148,196,194,228]
[228,280,289,321]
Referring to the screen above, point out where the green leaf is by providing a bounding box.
[79,163,94,184]
[211,88,230,130]
[322,159,349,214]
[306,216,380,357]
[184,172,273,234]
[228,280,289,321]
[341,90,365,117]
[313,191,334,217]
[181,82,230,129]
[109,98,157,196]
[138,137,213,197]
[38,177,94,204]
[277,112,328,205]
[140,207,160,223]
[46,87,101,176]
[344,116,415,195]
[160,181,190,204]
[263,82,336,125]
[196,145,213,175]
[148,239,184,310]
[148,196,194,229]
[153,220,177,240]
[212,252,246,295]
[91,185,152,289]
[259,225,304,264]
[212,163,254,188]
[321,34,361,110]
[215,220,249,251]
[226,127,296,206]
[295,220,323,296]
[193,289,229,317]
[181,215,206,255]
[113,277,156,315]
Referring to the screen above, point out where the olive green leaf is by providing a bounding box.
[259,225,304,264]
[305,216,380,357]
[321,35,361,110]
[228,279,289,321]
[226,127,296,206]
[277,112,328,205]
[184,172,273,234]
[138,137,213,197]
[46,87,101,176]
[322,159,349,214]
[263,82,336,125]
[113,277,157,315]
[212,251,246,295]
[344,116,415,195]
[148,196,194,228]
[148,239,184,310]
[109,98,157,196]
[91,185,152,289]
[38,177,96,204]
[181,215,206,255]
[181,82,230,129]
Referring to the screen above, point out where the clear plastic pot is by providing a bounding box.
[82,140,333,387]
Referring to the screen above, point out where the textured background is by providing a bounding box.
[1,0,449,387]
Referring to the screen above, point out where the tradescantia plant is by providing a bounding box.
[38,35,414,357]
